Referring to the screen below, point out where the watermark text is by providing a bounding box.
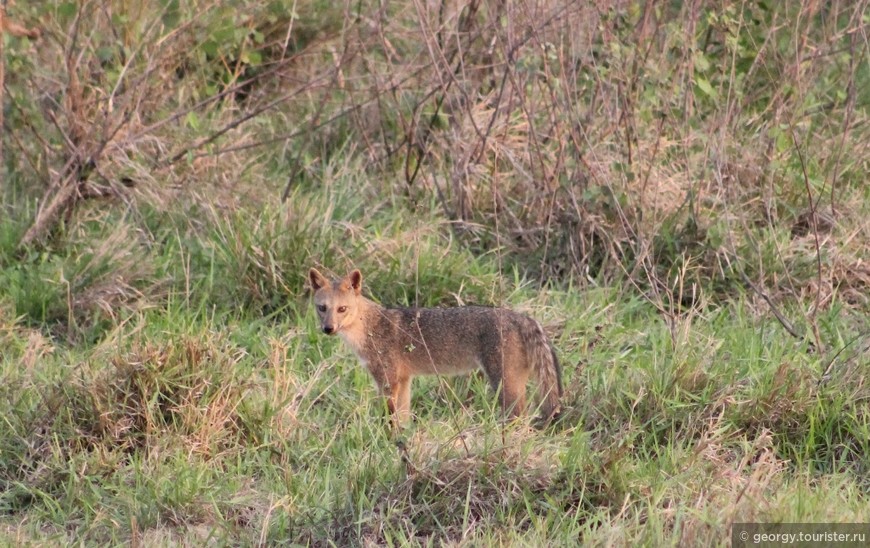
[733,523,869,547]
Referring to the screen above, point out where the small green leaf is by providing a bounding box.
[202,40,219,58]
[695,77,717,99]
[161,0,181,29]
[213,25,236,44]
[695,53,711,72]
[241,50,263,65]
[58,1,77,18]
[186,112,200,131]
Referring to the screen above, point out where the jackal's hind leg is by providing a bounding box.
[481,354,530,419]
[499,372,528,418]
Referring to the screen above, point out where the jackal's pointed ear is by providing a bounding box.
[345,269,362,295]
[309,268,329,291]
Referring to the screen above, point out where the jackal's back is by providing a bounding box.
[361,306,532,375]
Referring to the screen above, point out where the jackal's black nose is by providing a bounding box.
[322,325,335,335]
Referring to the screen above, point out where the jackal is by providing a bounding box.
[309,267,562,425]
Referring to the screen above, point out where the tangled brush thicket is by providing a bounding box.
[4,0,868,313]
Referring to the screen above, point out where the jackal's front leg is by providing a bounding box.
[391,375,411,425]
[381,376,411,429]
[369,363,411,428]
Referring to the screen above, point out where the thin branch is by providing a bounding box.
[791,128,825,353]
[736,267,812,349]
[165,79,330,167]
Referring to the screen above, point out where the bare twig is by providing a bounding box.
[818,331,870,387]
[737,267,813,350]
[791,128,825,353]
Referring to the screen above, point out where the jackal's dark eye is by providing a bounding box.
[317,304,327,312]
[337,306,347,313]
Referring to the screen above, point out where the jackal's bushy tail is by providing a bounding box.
[528,319,562,422]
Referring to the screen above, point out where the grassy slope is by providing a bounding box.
[1,181,867,545]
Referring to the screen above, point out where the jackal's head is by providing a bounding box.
[309,268,363,336]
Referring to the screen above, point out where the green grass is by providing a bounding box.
[0,200,867,544]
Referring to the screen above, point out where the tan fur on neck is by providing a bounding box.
[337,296,377,361]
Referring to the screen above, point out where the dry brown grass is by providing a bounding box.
[7,1,867,324]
